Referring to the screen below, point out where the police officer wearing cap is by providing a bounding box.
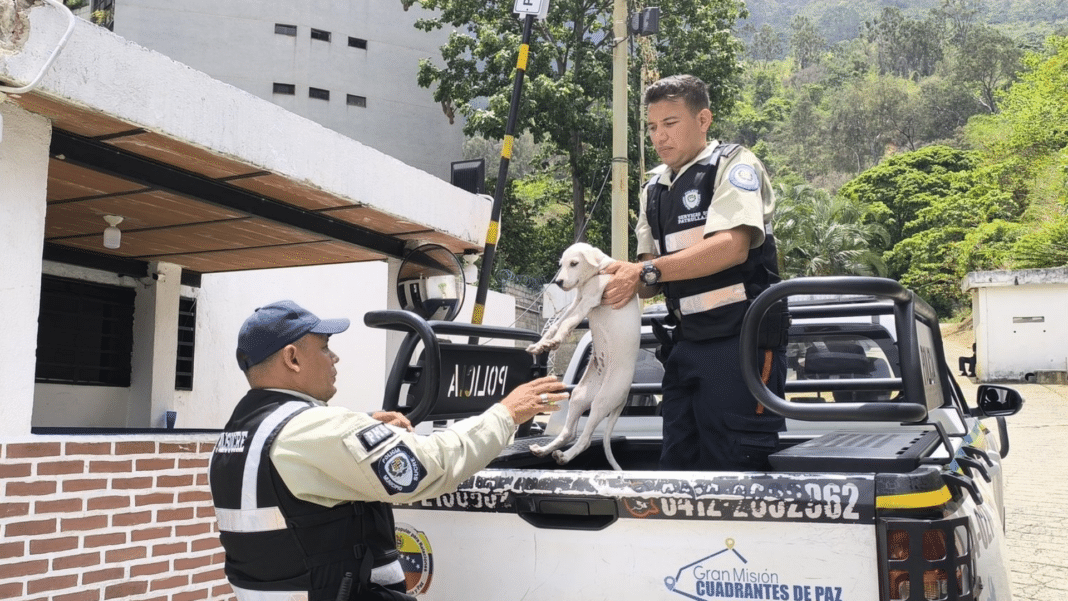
[602,74,788,472]
[209,300,566,601]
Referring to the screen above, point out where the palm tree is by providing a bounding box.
[774,183,888,278]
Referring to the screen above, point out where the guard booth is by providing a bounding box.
[962,267,1068,383]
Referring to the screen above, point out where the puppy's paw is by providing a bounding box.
[529,444,547,457]
[552,450,572,465]
[526,339,560,355]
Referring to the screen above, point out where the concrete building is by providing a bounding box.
[84,0,466,180]
[962,267,1068,383]
[0,3,513,599]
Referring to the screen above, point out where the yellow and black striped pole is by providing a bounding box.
[469,12,537,341]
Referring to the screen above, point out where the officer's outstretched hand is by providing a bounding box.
[500,375,568,425]
[601,261,641,309]
[372,411,414,432]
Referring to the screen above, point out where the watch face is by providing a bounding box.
[642,265,658,285]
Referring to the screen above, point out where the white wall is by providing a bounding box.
[975,284,1068,381]
[0,103,51,437]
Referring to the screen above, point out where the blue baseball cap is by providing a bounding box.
[236,300,350,370]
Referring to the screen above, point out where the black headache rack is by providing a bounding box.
[742,277,965,475]
[364,311,548,426]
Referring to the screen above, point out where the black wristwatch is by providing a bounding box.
[640,261,661,286]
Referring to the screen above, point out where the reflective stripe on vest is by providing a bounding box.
[677,282,747,316]
[231,585,307,601]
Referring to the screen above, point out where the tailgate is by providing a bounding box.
[393,470,879,600]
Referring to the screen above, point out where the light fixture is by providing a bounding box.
[102,215,123,249]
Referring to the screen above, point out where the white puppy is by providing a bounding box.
[526,243,641,470]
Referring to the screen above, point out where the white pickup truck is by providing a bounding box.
[364,276,1022,601]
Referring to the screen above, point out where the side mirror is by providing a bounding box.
[974,385,1024,417]
[395,244,466,322]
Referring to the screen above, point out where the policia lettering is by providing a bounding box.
[645,143,787,346]
[209,390,415,601]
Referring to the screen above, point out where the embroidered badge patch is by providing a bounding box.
[728,164,760,192]
[375,444,425,495]
[357,423,395,452]
[682,188,701,210]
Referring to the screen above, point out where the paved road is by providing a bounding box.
[943,327,1068,601]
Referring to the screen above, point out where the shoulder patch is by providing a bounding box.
[727,163,760,192]
[356,423,395,452]
[374,443,425,495]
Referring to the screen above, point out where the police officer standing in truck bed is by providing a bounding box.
[602,74,788,472]
[209,300,567,600]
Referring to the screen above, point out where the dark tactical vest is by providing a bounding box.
[645,144,786,344]
[209,389,412,601]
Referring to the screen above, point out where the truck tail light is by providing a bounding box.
[880,517,974,600]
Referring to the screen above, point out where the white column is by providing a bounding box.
[0,101,52,436]
[128,261,182,427]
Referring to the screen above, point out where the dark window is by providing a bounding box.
[275,23,297,36]
[346,94,367,107]
[348,37,367,49]
[311,28,331,42]
[310,87,330,101]
[36,276,135,387]
[175,297,196,391]
[273,83,296,95]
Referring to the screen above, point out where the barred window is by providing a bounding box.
[36,276,135,387]
[175,297,196,390]
[275,23,297,36]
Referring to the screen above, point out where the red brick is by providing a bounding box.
[53,590,102,601]
[0,558,48,579]
[105,545,147,563]
[29,536,79,554]
[84,532,126,548]
[82,567,124,585]
[130,560,169,577]
[112,510,152,527]
[211,582,233,597]
[61,514,108,532]
[7,480,58,496]
[178,490,212,503]
[0,583,24,599]
[88,460,132,473]
[104,580,148,599]
[0,461,31,478]
[112,476,153,489]
[135,492,174,506]
[0,540,25,559]
[150,575,190,591]
[175,554,214,571]
[136,458,175,471]
[178,457,210,469]
[116,441,156,455]
[176,523,211,537]
[66,441,113,455]
[6,518,57,537]
[174,588,210,601]
[196,505,216,519]
[28,573,80,594]
[190,536,222,552]
[63,478,108,492]
[6,443,61,458]
[153,542,188,556]
[160,442,198,453]
[36,497,83,514]
[0,501,30,517]
[158,507,195,522]
[195,472,208,486]
[53,551,101,570]
[199,442,216,453]
[157,474,194,488]
[132,526,171,542]
[38,460,86,476]
[192,567,226,584]
[87,495,130,511]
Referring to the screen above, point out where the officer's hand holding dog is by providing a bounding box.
[501,375,568,425]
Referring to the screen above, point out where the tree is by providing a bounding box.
[949,24,1023,113]
[773,184,887,278]
[790,15,826,70]
[404,0,747,245]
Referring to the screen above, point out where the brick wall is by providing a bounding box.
[0,434,230,601]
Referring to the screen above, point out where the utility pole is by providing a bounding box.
[610,0,628,261]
